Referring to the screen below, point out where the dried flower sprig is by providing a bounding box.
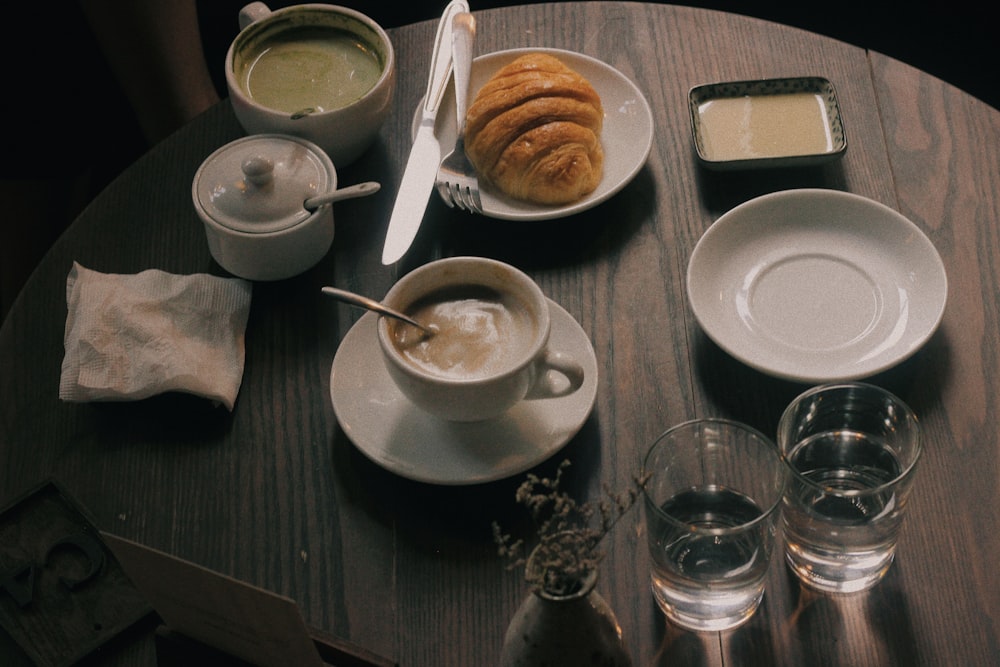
[492,459,649,596]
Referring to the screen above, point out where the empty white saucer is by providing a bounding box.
[687,189,947,383]
[329,299,598,484]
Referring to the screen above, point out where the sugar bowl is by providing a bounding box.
[192,134,378,281]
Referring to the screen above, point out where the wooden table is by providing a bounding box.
[2,3,998,665]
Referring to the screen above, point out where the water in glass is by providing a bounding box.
[782,429,906,592]
[647,486,773,631]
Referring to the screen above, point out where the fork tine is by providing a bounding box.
[458,183,475,213]
[437,181,456,209]
[444,182,459,210]
[452,183,468,212]
[463,186,479,213]
[468,185,483,213]
[453,183,471,212]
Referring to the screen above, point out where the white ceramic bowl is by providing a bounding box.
[192,134,337,281]
[226,2,396,165]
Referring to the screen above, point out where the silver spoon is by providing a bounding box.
[304,181,381,211]
[321,286,434,335]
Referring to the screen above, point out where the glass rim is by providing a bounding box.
[641,418,787,534]
[778,381,923,496]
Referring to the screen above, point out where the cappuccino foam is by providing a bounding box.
[392,286,536,380]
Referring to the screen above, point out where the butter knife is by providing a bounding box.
[381,0,470,265]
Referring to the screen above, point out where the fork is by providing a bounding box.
[435,12,482,214]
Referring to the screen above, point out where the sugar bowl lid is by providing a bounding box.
[193,134,336,233]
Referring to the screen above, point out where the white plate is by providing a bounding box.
[414,47,653,221]
[329,299,598,484]
[687,189,948,383]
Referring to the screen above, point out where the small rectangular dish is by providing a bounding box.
[689,76,847,170]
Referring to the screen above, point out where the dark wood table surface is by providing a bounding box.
[2,2,998,665]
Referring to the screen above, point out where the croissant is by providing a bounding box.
[465,53,604,205]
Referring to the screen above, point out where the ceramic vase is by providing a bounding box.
[499,564,631,667]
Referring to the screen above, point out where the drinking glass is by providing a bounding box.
[778,382,921,593]
[642,419,787,631]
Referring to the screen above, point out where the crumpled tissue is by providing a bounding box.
[59,262,252,410]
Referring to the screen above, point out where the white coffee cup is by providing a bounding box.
[377,257,586,422]
[225,3,396,166]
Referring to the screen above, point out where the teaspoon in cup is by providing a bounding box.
[321,286,434,336]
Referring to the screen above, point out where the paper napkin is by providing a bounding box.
[59,262,252,410]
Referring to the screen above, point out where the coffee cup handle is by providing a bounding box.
[525,350,585,400]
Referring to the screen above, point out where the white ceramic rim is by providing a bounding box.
[225,3,395,119]
[416,47,653,221]
[329,299,598,485]
[377,256,550,388]
[686,189,948,382]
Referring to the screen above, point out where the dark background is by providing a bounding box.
[198,1,1000,116]
[9,1,999,185]
[1,1,996,320]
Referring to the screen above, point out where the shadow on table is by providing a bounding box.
[89,394,236,446]
[329,411,605,546]
[689,330,812,435]
[646,596,780,666]
[777,564,921,665]
[690,322,949,439]
[693,159,848,217]
[432,166,657,269]
[648,619,722,666]
[645,562,921,665]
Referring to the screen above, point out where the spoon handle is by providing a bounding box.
[321,286,429,332]
[304,181,381,210]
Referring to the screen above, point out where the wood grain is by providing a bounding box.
[2,3,997,665]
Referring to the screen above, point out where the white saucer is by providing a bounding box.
[414,47,653,221]
[687,189,948,383]
[329,299,598,484]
